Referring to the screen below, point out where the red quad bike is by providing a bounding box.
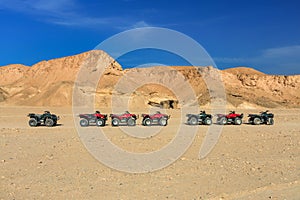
[216,111,243,125]
[142,111,170,126]
[110,111,138,126]
[78,111,107,127]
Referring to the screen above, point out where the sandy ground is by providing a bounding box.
[0,106,299,199]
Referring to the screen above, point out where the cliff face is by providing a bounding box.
[222,67,300,108]
[0,51,299,108]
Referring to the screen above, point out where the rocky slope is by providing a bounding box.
[0,50,299,108]
[222,67,300,108]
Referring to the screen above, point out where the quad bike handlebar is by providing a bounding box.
[260,110,269,114]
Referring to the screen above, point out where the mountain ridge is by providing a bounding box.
[0,50,299,108]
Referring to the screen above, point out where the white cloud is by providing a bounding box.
[214,45,300,74]
[214,57,247,63]
[0,0,147,28]
[131,21,151,28]
[31,0,75,12]
[115,20,152,31]
[262,45,300,59]
[0,0,74,14]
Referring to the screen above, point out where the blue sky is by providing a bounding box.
[0,0,299,74]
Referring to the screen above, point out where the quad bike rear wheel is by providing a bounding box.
[80,118,89,127]
[188,116,198,125]
[248,118,253,124]
[143,118,152,126]
[45,118,54,127]
[112,118,120,126]
[219,117,227,125]
[253,117,261,125]
[29,118,38,127]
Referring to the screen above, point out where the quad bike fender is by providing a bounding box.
[186,114,198,119]
[142,114,149,118]
[206,114,212,119]
[27,113,35,117]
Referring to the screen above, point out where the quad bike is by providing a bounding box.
[216,111,243,125]
[27,111,59,127]
[78,111,108,127]
[186,110,212,125]
[141,111,170,126]
[248,110,274,125]
[110,111,138,126]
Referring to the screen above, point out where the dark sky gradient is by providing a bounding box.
[0,0,299,74]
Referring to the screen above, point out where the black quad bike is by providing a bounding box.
[78,111,108,127]
[186,111,213,125]
[27,111,59,127]
[248,110,274,125]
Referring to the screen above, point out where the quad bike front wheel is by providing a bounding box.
[268,118,274,125]
[127,118,136,126]
[29,118,38,127]
[80,119,89,127]
[45,118,54,127]
[96,119,105,127]
[159,118,168,126]
[204,117,212,125]
[234,118,242,125]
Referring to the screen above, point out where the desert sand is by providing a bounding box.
[0,106,299,199]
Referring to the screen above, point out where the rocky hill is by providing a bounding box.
[0,50,299,108]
